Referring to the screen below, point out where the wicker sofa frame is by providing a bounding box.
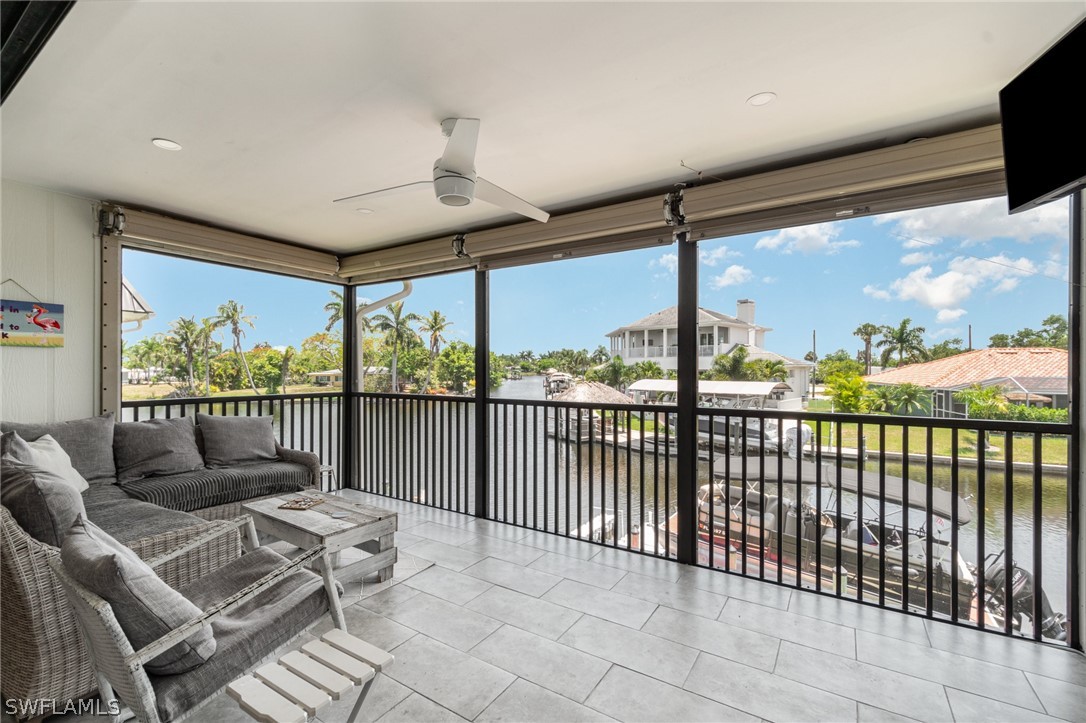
[0,507,243,712]
[0,439,321,716]
[47,522,330,723]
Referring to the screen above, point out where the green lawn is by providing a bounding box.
[807,419,1068,465]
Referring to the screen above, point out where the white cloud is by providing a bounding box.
[754,223,861,255]
[900,251,935,265]
[885,253,1037,313]
[891,266,972,309]
[875,197,1068,247]
[946,253,1036,282]
[651,252,678,276]
[700,245,740,266]
[761,276,777,284]
[710,265,754,289]
[1042,249,1068,281]
[936,308,966,323]
[863,284,891,301]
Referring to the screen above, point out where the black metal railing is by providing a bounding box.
[128,389,1072,643]
[487,398,677,557]
[345,391,1071,643]
[692,407,1071,644]
[121,392,343,477]
[353,393,475,514]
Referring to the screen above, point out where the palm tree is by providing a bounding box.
[213,300,258,393]
[417,310,451,392]
[571,349,591,377]
[707,345,751,380]
[324,290,344,332]
[371,301,420,391]
[144,335,171,384]
[280,345,295,391]
[953,384,1009,420]
[197,317,220,394]
[358,313,373,391]
[753,358,788,382]
[127,337,156,384]
[893,382,929,415]
[598,355,629,390]
[168,316,200,391]
[869,384,898,413]
[853,322,880,375]
[591,345,610,365]
[876,318,929,367]
[631,360,664,381]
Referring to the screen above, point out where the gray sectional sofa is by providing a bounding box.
[0,412,322,713]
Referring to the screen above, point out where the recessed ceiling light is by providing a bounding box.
[355,208,374,214]
[746,92,777,107]
[151,138,182,151]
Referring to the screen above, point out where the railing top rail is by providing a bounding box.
[122,390,343,408]
[490,397,678,413]
[698,405,1071,434]
[354,391,476,403]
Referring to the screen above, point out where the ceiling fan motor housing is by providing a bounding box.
[433,163,476,206]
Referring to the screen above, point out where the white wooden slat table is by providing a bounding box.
[227,630,393,723]
[242,490,397,630]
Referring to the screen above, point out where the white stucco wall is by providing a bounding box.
[0,180,99,423]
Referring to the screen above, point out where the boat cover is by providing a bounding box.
[711,455,971,524]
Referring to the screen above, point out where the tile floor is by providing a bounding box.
[40,490,1086,722]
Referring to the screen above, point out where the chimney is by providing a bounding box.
[736,299,755,324]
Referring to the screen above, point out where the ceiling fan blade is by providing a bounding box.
[476,177,550,223]
[332,181,430,207]
[439,118,480,175]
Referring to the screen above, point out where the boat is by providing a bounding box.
[663,455,1066,640]
[697,413,813,459]
[543,370,575,397]
[569,509,618,544]
[626,379,813,458]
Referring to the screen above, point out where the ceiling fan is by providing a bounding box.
[333,118,550,223]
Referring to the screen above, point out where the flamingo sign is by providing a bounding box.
[0,299,64,348]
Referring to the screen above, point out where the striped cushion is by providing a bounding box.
[119,463,308,513]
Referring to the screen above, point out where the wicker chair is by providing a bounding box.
[49,522,333,723]
[0,506,241,717]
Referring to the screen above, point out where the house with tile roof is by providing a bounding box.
[863,347,1069,417]
[606,300,813,407]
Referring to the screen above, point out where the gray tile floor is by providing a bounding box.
[37,490,1086,723]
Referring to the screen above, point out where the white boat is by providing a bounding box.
[569,510,617,544]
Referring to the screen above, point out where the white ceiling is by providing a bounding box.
[2,2,1083,256]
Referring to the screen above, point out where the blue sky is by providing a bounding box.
[124,195,1070,361]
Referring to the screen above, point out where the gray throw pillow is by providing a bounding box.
[3,431,89,492]
[196,413,278,467]
[60,516,216,675]
[1,413,115,481]
[113,417,204,484]
[0,455,87,547]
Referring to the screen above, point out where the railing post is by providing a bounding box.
[474,268,490,519]
[342,283,357,490]
[675,230,698,565]
[1069,189,1083,652]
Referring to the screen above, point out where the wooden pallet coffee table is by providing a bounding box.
[242,490,397,630]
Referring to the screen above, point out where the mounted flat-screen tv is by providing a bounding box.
[999,17,1085,215]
